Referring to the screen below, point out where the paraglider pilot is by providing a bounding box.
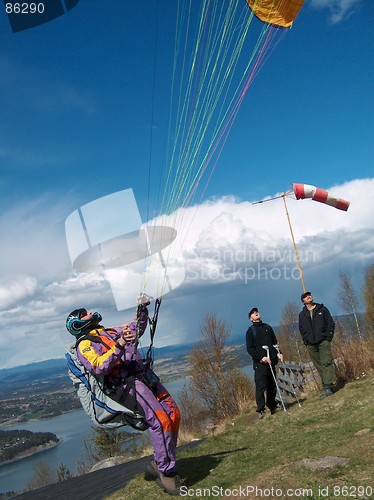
[66,295,182,496]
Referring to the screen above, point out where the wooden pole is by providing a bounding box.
[282,194,306,293]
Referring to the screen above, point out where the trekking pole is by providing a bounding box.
[262,345,287,412]
[273,344,302,408]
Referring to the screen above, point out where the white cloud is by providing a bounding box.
[310,0,363,24]
[0,196,72,281]
[0,178,373,368]
[0,273,118,368]
[0,276,38,311]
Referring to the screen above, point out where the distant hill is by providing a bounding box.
[0,358,67,383]
[0,342,195,397]
[1,312,362,388]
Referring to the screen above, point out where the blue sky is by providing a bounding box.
[0,0,373,368]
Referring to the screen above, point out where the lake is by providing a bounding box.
[0,365,253,494]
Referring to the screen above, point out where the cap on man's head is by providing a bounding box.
[300,291,312,302]
[248,307,258,318]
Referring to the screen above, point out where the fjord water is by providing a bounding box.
[0,375,193,494]
[0,365,254,494]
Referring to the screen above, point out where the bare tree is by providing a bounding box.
[278,301,308,363]
[338,271,362,340]
[189,313,232,419]
[27,462,55,491]
[93,428,126,459]
[188,313,254,421]
[362,263,374,338]
[178,385,209,434]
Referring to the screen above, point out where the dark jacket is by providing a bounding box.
[298,303,335,345]
[246,321,279,365]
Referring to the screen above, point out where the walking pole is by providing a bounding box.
[262,345,287,412]
[273,344,302,408]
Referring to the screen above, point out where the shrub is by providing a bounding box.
[182,313,255,428]
[333,339,374,383]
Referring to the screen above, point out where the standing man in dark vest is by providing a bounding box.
[246,307,283,419]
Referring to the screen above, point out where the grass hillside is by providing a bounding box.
[106,373,374,500]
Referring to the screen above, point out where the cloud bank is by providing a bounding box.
[0,178,373,368]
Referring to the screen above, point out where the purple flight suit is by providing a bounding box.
[77,306,180,475]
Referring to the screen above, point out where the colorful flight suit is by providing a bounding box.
[76,306,180,475]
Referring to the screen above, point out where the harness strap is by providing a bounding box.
[76,332,112,351]
[145,298,162,368]
[106,376,139,414]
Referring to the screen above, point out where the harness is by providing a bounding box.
[76,299,163,404]
[75,332,141,417]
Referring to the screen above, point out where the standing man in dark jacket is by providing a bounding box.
[246,307,283,419]
[299,292,335,397]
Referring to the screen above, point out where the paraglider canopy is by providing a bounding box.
[246,0,305,28]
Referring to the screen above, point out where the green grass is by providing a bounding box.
[22,412,43,420]
[106,373,374,499]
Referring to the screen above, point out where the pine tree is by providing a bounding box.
[57,463,72,482]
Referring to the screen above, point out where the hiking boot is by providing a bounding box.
[258,410,265,419]
[156,473,182,496]
[144,460,160,480]
[270,407,278,415]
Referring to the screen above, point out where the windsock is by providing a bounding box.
[293,183,350,211]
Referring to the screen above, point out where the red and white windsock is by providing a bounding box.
[292,183,350,211]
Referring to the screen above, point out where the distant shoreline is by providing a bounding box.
[0,410,78,429]
[0,440,60,466]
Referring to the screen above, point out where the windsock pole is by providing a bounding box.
[282,193,306,293]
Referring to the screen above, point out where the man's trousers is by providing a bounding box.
[306,340,334,387]
[253,361,277,412]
